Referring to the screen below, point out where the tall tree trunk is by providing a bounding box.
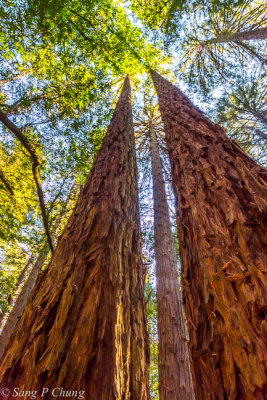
[206,27,267,43]
[0,76,150,400]
[151,70,267,400]
[149,122,195,400]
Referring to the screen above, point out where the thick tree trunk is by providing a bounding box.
[0,77,150,400]
[151,70,267,400]
[149,123,195,400]
[207,27,267,43]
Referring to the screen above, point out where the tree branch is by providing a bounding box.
[0,70,32,86]
[0,110,54,252]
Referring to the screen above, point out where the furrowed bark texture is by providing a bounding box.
[0,77,150,400]
[151,70,267,400]
[149,124,195,400]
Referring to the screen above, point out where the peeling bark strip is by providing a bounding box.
[0,77,150,400]
[151,70,267,400]
[149,124,195,400]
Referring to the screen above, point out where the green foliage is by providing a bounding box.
[131,0,267,166]
[131,0,173,30]
[210,66,267,165]
[16,0,167,77]
[177,1,266,93]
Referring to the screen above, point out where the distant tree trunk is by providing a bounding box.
[0,249,47,359]
[151,70,267,400]
[206,27,267,43]
[0,181,78,358]
[0,254,34,329]
[0,76,150,400]
[10,255,34,305]
[149,122,195,400]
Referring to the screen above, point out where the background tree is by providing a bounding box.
[130,0,267,165]
[134,84,195,399]
[148,106,195,400]
[211,65,267,164]
[0,0,167,323]
[151,70,267,400]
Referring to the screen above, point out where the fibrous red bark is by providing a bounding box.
[0,76,150,400]
[151,70,267,400]
[149,122,195,400]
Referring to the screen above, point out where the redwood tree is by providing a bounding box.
[151,70,267,400]
[149,120,195,400]
[0,76,150,400]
